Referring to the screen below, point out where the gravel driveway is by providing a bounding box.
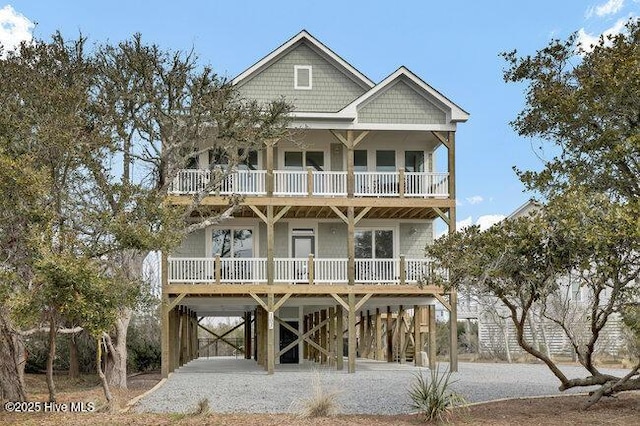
[135,357,627,414]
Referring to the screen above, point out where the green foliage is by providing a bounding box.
[502,17,640,200]
[127,310,161,372]
[409,366,465,423]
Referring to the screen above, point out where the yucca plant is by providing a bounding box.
[409,366,465,423]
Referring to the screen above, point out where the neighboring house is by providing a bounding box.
[476,200,627,360]
[161,30,469,376]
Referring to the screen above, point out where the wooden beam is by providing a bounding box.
[168,293,186,311]
[354,206,371,224]
[414,306,422,367]
[348,293,356,373]
[449,290,458,372]
[330,130,348,146]
[352,131,370,147]
[267,293,275,374]
[275,316,330,357]
[248,205,267,223]
[329,206,348,223]
[428,305,437,371]
[272,292,292,312]
[433,207,450,225]
[375,308,383,360]
[434,294,452,312]
[386,306,393,362]
[274,206,291,223]
[431,131,449,148]
[330,293,349,311]
[355,293,373,311]
[336,305,344,370]
[249,293,268,311]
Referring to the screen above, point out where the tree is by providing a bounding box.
[86,34,292,388]
[427,191,639,407]
[502,18,639,201]
[0,31,292,397]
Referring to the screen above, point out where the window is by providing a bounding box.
[294,65,312,90]
[212,229,253,258]
[284,151,324,171]
[354,150,367,171]
[354,229,393,259]
[376,150,396,172]
[405,151,425,172]
[209,148,258,170]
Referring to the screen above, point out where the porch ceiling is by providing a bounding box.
[170,294,436,317]
[191,204,444,220]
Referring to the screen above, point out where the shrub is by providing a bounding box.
[409,366,465,423]
[294,372,340,418]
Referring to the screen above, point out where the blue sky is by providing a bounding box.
[2,1,638,232]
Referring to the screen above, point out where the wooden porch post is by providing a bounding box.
[348,293,356,373]
[161,252,170,377]
[398,306,406,364]
[375,308,383,360]
[328,307,335,365]
[267,293,275,374]
[244,311,252,359]
[447,131,458,372]
[336,305,344,370]
[414,305,423,367]
[428,305,437,371]
[386,306,393,362]
[321,309,328,364]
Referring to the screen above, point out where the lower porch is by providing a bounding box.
[161,288,458,377]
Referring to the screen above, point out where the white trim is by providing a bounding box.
[287,222,318,258]
[232,30,374,89]
[341,66,469,123]
[294,65,313,90]
[288,121,458,131]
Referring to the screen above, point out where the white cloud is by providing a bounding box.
[0,5,34,57]
[476,214,506,231]
[456,216,474,231]
[577,17,629,52]
[466,195,484,205]
[453,214,505,232]
[586,0,624,18]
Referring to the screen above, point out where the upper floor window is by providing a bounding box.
[376,150,396,172]
[354,150,367,172]
[209,148,258,170]
[405,151,425,172]
[294,65,312,90]
[284,151,324,171]
[212,228,254,258]
[355,229,394,259]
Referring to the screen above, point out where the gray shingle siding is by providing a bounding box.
[237,42,366,112]
[358,81,447,124]
[172,229,205,257]
[399,223,432,257]
[317,223,348,258]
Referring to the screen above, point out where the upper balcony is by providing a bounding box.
[168,169,449,198]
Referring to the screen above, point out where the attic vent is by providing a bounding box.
[294,65,312,90]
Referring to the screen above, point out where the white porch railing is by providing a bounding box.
[314,258,348,283]
[168,169,266,195]
[168,257,436,285]
[404,172,449,197]
[273,171,307,196]
[169,169,448,197]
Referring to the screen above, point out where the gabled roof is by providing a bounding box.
[507,199,542,220]
[341,66,469,122]
[232,30,375,89]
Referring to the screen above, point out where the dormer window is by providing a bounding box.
[294,65,312,90]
